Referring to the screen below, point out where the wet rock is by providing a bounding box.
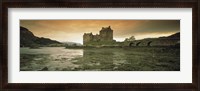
[40,67,48,71]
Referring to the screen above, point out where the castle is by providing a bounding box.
[83,26,114,46]
[83,26,180,47]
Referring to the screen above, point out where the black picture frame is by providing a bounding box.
[1,0,199,91]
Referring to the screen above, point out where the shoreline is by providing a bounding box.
[20,45,180,49]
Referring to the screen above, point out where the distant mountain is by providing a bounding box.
[61,41,82,46]
[20,26,61,47]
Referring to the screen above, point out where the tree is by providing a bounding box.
[72,43,77,46]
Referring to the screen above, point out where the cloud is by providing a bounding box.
[114,20,179,36]
[20,20,180,43]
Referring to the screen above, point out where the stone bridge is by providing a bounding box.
[124,38,180,47]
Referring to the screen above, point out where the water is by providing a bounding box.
[20,47,180,71]
[20,47,83,71]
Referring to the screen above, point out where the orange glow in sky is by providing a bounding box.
[20,20,180,44]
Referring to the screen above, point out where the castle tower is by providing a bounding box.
[99,26,113,41]
[83,26,114,46]
[83,33,93,45]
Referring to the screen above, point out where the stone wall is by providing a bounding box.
[125,38,180,47]
[83,26,114,46]
[83,33,93,45]
[99,26,113,41]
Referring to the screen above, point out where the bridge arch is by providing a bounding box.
[136,42,141,46]
[147,41,152,46]
[129,42,134,46]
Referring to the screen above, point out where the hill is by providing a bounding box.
[20,26,61,47]
[125,32,180,47]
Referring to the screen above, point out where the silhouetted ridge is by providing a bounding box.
[20,26,61,47]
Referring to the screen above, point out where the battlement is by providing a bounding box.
[83,26,114,46]
[102,26,111,30]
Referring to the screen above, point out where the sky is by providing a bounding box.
[20,20,180,44]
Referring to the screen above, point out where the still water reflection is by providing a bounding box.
[20,47,180,71]
[20,47,83,71]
